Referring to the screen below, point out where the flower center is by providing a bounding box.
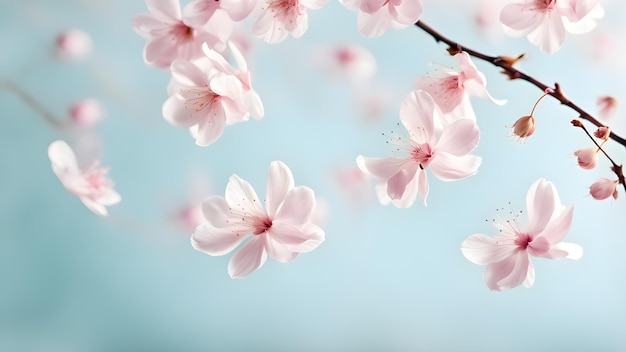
[534,0,556,11]
[252,216,273,235]
[514,232,532,249]
[410,142,433,168]
[184,86,222,112]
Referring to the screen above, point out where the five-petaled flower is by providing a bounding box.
[461,178,582,291]
[191,161,325,279]
[48,140,121,217]
[357,89,481,207]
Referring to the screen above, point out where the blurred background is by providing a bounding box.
[1,0,626,351]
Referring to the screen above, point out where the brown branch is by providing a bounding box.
[414,20,626,148]
[0,79,66,129]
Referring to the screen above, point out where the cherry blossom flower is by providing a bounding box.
[461,178,582,291]
[252,0,329,44]
[162,58,248,146]
[69,98,104,127]
[593,126,610,140]
[589,178,619,200]
[201,41,264,119]
[597,96,617,119]
[356,90,481,207]
[183,0,256,27]
[510,115,535,140]
[415,52,506,123]
[314,43,377,83]
[339,0,423,37]
[54,29,92,61]
[132,0,230,69]
[500,0,604,54]
[574,147,598,170]
[191,161,325,279]
[48,140,121,217]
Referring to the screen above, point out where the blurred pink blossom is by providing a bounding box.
[48,140,120,216]
[315,43,377,83]
[462,178,582,291]
[357,90,481,208]
[339,0,423,37]
[191,161,325,279]
[597,96,617,119]
[55,29,92,61]
[69,98,104,127]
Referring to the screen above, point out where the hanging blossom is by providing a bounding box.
[191,161,325,279]
[415,52,506,124]
[339,0,423,37]
[48,140,121,217]
[183,0,257,27]
[461,178,582,292]
[132,0,231,69]
[589,178,619,200]
[252,0,329,44]
[500,0,604,54]
[356,90,481,208]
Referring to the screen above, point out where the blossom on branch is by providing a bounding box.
[574,147,598,170]
[356,90,481,207]
[500,0,604,54]
[48,140,121,216]
[589,178,618,200]
[191,161,325,279]
[339,0,423,37]
[415,52,506,124]
[461,178,582,291]
[252,0,329,44]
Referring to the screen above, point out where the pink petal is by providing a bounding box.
[131,13,166,37]
[170,60,208,87]
[80,197,108,217]
[387,167,422,208]
[356,155,410,180]
[220,0,257,21]
[195,107,227,146]
[146,0,181,20]
[200,195,231,228]
[201,43,233,75]
[357,9,392,37]
[269,221,315,246]
[225,174,265,216]
[461,234,518,265]
[483,251,529,291]
[390,0,423,25]
[265,160,295,218]
[191,223,247,256]
[287,223,325,253]
[162,94,199,128]
[210,74,243,101]
[265,236,299,263]
[434,118,480,156]
[274,186,316,226]
[386,164,418,201]
[527,236,550,257]
[417,168,429,206]
[182,0,218,27]
[527,11,566,54]
[539,205,574,245]
[399,90,435,142]
[144,35,177,69]
[48,140,79,175]
[499,3,542,34]
[540,242,583,260]
[522,260,536,288]
[428,152,481,181]
[228,236,267,278]
[526,178,557,236]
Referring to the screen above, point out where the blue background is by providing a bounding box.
[1,0,626,351]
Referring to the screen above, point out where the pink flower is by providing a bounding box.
[510,115,535,140]
[500,0,604,54]
[183,0,256,27]
[589,178,618,200]
[593,126,610,140]
[356,90,482,207]
[132,0,230,69]
[314,43,377,83]
[574,147,598,170]
[48,140,121,217]
[252,0,329,43]
[191,161,325,279]
[339,0,423,37]
[69,98,104,127]
[461,178,582,291]
[54,29,92,61]
[597,96,617,119]
[415,52,506,123]
[162,59,248,146]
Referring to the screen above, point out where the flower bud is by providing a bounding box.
[574,147,598,170]
[593,126,610,140]
[69,98,103,127]
[511,115,535,139]
[55,29,92,61]
[589,178,618,200]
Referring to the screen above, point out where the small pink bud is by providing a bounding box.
[511,115,535,139]
[55,29,92,61]
[69,98,103,127]
[597,96,617,119]
[593,126,610,140]
[589,178,618,200]
[574,147,598,170]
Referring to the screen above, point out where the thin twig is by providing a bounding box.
[0,78,66,128]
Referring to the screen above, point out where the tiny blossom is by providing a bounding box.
[574,147,598,170]
[415,52,506,123]
[191,161,325,279]
[339,0,423,37]
[314,43,377,83]
[357,90,481,208]
[132,0,230,69]
[176,203,204,232]
[500,0,604,54]
[510,115,535,140]
[462,178,582,291]
[589,178,619,200]
[593,126,610,140]
[597,96,617,119]
[48,140,121,216]
[252,0,329,44]
[54,29,92,61]
[69,98,104,127]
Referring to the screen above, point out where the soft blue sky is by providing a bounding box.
[1,0,626,351]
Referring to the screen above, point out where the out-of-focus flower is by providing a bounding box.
[462,178,582,291]
[500,0,604,54]
[191,161,325,279]
[589,178,619,200]
[357,90,481,207]
[574,147,598,170]
[339,0,423,37]
[55,29,92,61]
[69,98,104,127]
[252,0,328,44]
[314,43,377,83]
[597,96,617,119]
[48,140,120,216]
[415,52,506,123]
